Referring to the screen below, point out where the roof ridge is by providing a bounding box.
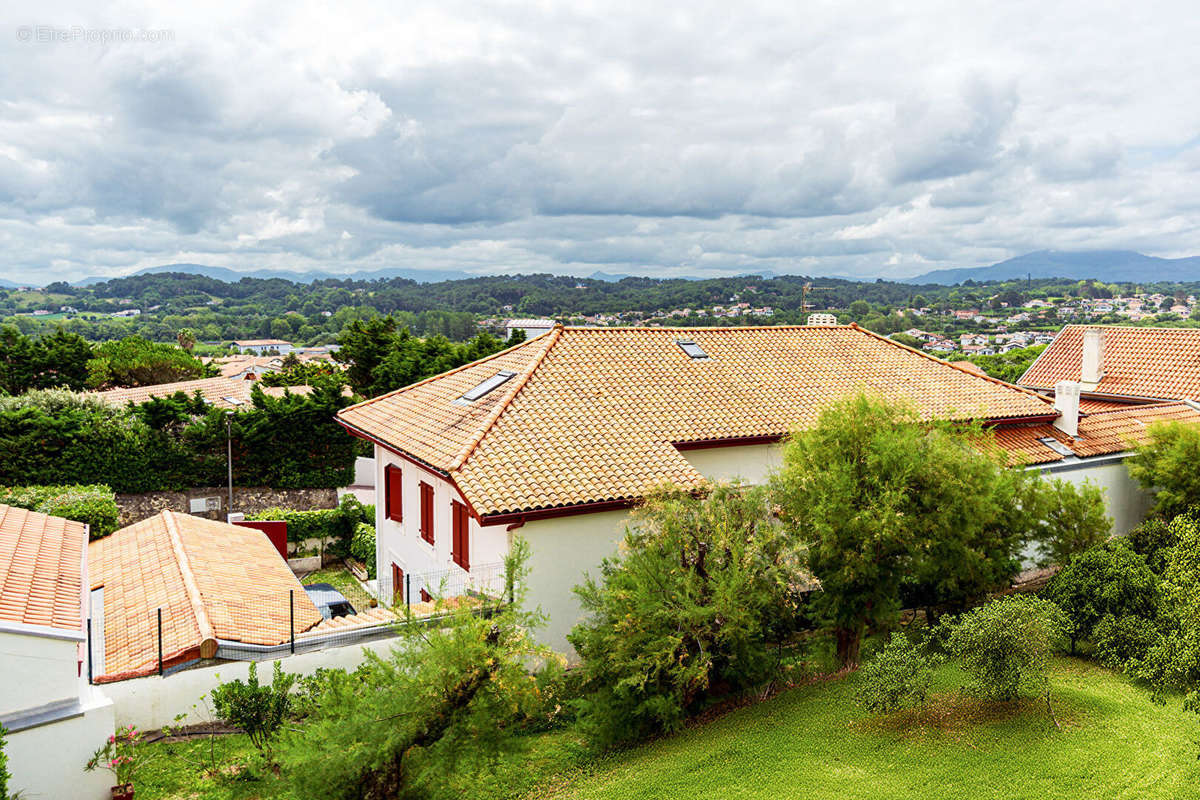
[160,510,216,651]
[851,324,1056,408]
[448,325,563,471]
[558,324,853,332]
[1083,400,1193,416]
[337,330,554,417]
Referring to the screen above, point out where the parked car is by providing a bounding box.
[304,583,357,620]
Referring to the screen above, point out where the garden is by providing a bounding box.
[28,393,1200,800]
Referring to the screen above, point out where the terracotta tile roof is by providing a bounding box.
[1079,398,1145,413]
[88,511,322,682]
[89,376,313,409]
[993,402,1200,466]
[0,505,86,633]
[339,325,1056,517]
[233,339,292,347]
[1020,325,1200,399]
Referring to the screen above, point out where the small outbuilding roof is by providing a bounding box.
[0,505,86,634]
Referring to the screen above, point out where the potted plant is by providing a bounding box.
[85,725,147,799]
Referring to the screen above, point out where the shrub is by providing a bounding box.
[946,594,1065,701]
[350,522,376,579]
[1126,517,1179,575]
[0,724,9,800]
[1128,421,1200,518]
[855,632,940,713]
[248,494,372,552]
[1030,478,1111,568]
[210,662,296,767]
[569,484,800,748]
[1043,539,1159,653]
[1093,614,1160,670]
[0,484,120,539]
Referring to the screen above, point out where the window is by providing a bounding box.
[676,339,709,359]
[420,588,432,603]
[419,481,434,544]
[391,563,404,607]
[452,500,470,570]
[453,370,517,405]
[1038,437,1076,457]
[384,464,403,522]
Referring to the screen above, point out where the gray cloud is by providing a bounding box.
[1,0,1199,284]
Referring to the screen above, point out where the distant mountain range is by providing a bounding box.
[906,250,1200,285]
[72,263,481,286]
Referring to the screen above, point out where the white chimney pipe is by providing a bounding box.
[1081,329,1105,385]
[1053,380,1081,438]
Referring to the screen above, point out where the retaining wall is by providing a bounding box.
[115,486,338,525]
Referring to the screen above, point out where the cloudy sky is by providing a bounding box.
[3,0,1200,284]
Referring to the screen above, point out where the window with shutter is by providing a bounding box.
[419,481,434,544]
[391,563,404,607]
[384,465,403,522]
[452,500,470,570]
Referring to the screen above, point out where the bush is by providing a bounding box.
[1093,614,1160,670]
[855,632,940,713]
[0,724,9,800]
[350,522,376,579]
[1128,421,1200,518]
[946,594,1065,701]
[0,484,120,539]
[210,662,295,767]
[1043,539,1159,653]
[1030,478,1111,568]
[1126,517,1179,574]
[569,484,800,748]
[248,494,372,552]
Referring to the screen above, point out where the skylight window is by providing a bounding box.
[455,370,517,404]
[676,339,709,359]
[1037,437,1075,457]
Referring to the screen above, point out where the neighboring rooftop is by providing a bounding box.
[0,505,86,634]
[88,511,323,682]
[992,402,1200,466]
[338,325,1056,519]
[1021,325,1200,400]
[232,339,293,347]
[89,376,313,409]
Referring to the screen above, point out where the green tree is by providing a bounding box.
[855,632,941,713]
[279,542,556,799]
[1128,421,1200,518]
[568,484,798,747]
[175,328,197,352]
[85,336,212,389]
[1030,478,1111,567]
[770,394,1040,665]
[1043,539,1159,653]
[849,300,871,318]
[210,661,296,768]
[946,594,1066,701]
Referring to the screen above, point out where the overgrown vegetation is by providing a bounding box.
[211,663,296,770]
[944,595,1066,702]
[855,631,940,713]
[1129,420,1200,518]
[0,483,119,538]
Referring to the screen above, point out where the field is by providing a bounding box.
[136,657,1200,800]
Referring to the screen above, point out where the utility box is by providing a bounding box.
[188,496,222,513]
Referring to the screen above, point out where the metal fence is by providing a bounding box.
[88,561,511,683]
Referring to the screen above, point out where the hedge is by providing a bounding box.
[350,522,377,579]
[248,495,373,555]
[0,381,357,493]
[0,484,120,539]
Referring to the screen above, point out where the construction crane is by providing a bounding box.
[801,282,835,313]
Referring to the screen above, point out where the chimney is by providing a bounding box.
[1081,329,1105,385]
[1053,380,1081,438]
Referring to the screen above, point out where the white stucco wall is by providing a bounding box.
[680,442,782,484]
[0,628,83,714]
[6,693,114,800]
[518,509,633,655]
[1033,455,1152,537]
[373,446,508,601]
[104,637,403,731]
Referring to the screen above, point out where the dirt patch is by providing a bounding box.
[853,690,1080,738]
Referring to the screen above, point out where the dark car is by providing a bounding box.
[303,583,357,620]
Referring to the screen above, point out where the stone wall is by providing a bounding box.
[115,486,339,526]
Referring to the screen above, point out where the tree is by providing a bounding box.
[210,662,296,768]
[279,542,557,799]
[175,328,197,352]
[848,300,871,318]
[86,336,212,389]
[1128,421,1200,518]
[1043,539,1159,653]
[568,484,799,747]
[855,632,940,713]
[770,394,1041,666]
[945,594,1066,701]
[1030,478,1111,567]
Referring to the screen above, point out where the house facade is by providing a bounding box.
[340,325,1200,653]
[0,505,115,800]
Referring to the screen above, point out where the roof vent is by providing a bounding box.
[676,339,709,359]
[455,370,517,404]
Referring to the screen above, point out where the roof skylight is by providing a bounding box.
[676,339,709,359]
[455,370,517,404]
[1037,437,1075,457]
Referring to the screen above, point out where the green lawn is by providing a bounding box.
[300,565,375,611]
[136,658,1200,800]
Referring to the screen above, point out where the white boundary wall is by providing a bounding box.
[104,638,401,730]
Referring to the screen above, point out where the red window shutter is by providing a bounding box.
[391,563,403,606]
[385,465,403,522]
[419,482,434,544]
[452,501,470,570]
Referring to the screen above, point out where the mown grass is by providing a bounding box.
[137,657,1200,800]
[300,565,375,611]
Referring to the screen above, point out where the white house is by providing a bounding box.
[504,318,556,340]
[337,324,1200,654]
[233,338,295,355]
[0,505,114,800]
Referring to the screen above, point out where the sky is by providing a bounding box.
[3,0,1200,284]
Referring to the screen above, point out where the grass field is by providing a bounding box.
[299,565,375,610]
[137,657,1200,800]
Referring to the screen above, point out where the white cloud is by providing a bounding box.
[2,0,1200,283]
